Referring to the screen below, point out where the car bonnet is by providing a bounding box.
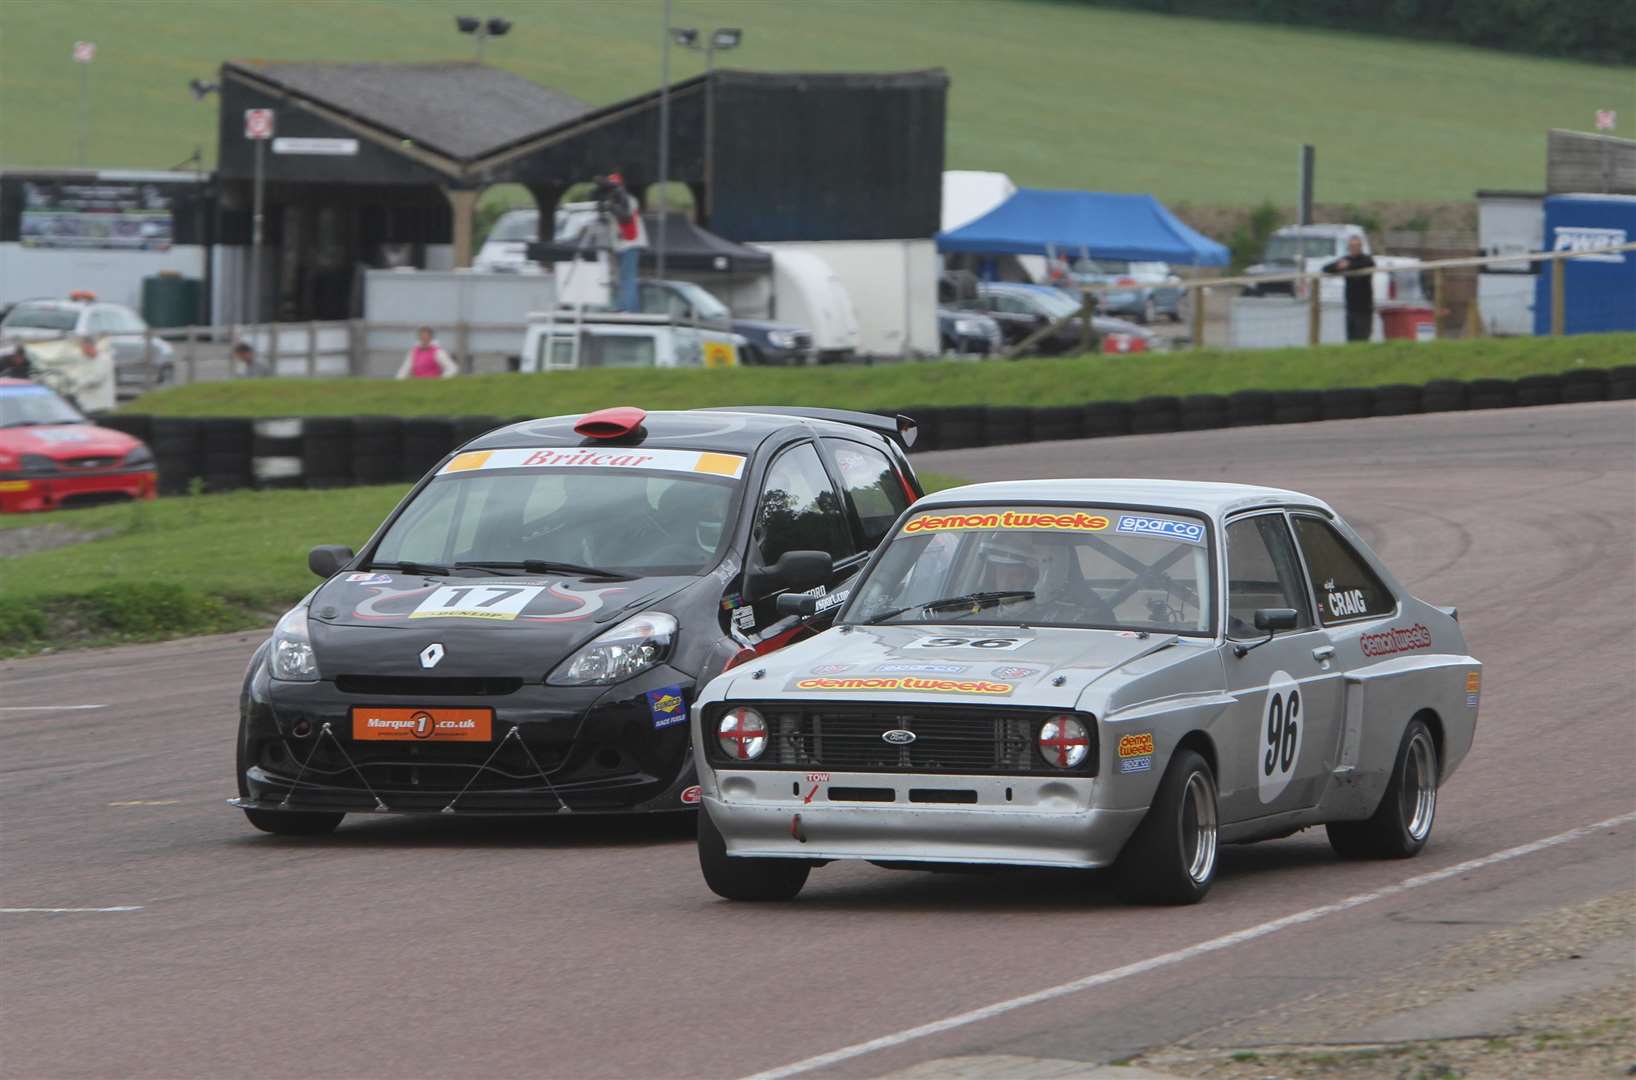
[731,623,1193,711]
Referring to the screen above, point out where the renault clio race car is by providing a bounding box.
[693,479,1481,904]
[231,406,922,835]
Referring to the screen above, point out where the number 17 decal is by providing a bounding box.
[409,584,544,621]
[1258,669,1303,803]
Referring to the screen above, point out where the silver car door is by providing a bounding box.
[1218,511,1344,823]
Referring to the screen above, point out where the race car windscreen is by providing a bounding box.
[369,447,745,576]
[846,505,1213,634]
[0,385,83,427]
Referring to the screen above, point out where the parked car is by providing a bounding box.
[1093,315,1169,354]
[692,478,1480,904]
[937,308,1003,356]
[0,378,156,512]
[519,312,748,371]
[1069,259,1186,323]
[473,204,602,273]
[0,295,173,400]
[638,280,815,366]
[962,282,1097,355]
[230,405,924,834]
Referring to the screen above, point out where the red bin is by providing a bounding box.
[1379,305,1436,341]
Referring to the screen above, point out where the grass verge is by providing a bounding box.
[122,336,1634,419]
[0,472,967,657]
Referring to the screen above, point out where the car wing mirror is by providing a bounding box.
[1233,607,1299,657]
[775,593,820,617]
[746,549,830,600]
[308,544,355,579]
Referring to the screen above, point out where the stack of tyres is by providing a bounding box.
[937,406,984,450]
[1320,388,1374,421]
[97,414,152,446]
[252,419,305,489]
[301,417,353,488]
[1271,390,1322,424]
[1609,365,1636,399]
[149,418,201,495]
[401,417,458,481]
[1031,405,1083,442]
[1179,395,1228,431]
[352,416,404,486]
[1420,380,1468,413]
[1082,401,1129,438]
[200,418,253,492]
[1559,368,1608,404]
[1127,396,1180,434]
[1464,379,1514,410]
[982,406,1032,448]
[1227,390,1273,427]
[1513,374,1563,407]
[1371,385,1421,417]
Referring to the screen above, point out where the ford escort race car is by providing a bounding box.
[0,378,156,512]
[693,479,1480,904]
[231,406,922,835]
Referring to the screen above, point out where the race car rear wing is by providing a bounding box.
[701,405,917,448]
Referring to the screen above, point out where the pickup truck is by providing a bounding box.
[1244,225,1424,305]
[518,311,746,372]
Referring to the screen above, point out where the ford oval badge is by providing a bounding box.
[882,729,917,745]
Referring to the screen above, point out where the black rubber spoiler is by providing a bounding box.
[700,406,918,448]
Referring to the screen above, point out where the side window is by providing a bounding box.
[1291,516,1395,625]
[823,439,910,549]
[1225,514,1314,639]
[755,443,852,565]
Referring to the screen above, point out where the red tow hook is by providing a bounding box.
[791,813,807,843]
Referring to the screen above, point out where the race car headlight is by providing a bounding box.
[717,706,767,761]
[122,444,154,467]
[1038,715,1090,769]
[270,606,320,682]
[766,330,799,349]
[548,611,676,686]
[953,317,984,336]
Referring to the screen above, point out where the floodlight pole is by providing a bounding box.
[78,61,90,167]
[250,138,265,328]
[657,0,672,281]
[703,42,717,221]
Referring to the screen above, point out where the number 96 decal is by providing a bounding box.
[1258,670,1303,804]
[904,634,1029,652]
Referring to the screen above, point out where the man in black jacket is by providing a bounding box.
[1324,236,1376,342]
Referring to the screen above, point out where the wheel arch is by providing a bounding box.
[1175,729,1218,782]
[1410,706,1445,779]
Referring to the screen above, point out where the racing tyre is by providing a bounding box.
[1327,718,1437,860]
[697,805,809,901]
[1114,749,1218,905]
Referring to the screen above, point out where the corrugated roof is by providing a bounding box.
[227,61,590,161]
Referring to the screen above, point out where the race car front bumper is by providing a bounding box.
[0,467,156,512]
[702,769,1146,869]
[238,664,700,815]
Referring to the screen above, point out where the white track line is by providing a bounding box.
[0,906,142,914]
[742,811,1636,1080]
[0,704,109,712]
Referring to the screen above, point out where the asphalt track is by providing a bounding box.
[2,401,1632,1080]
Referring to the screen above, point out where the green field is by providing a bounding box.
[2,0,1629,206]
[122,335,1634,419]
[0,471,966,655]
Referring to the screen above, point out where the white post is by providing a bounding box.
[250,137,265,328]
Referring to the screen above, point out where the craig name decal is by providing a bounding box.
[1325,587,1370,618]
[791,676,1015,695]
[1359,623,1432,658]
[903,510,1109,535]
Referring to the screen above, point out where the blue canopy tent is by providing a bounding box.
[936,188,1229,266]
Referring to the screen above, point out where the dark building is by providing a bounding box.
[214,59,945,320]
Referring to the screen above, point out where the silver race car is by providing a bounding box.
[692,479,1481,904]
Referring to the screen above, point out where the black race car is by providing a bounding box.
[232,405,923,834]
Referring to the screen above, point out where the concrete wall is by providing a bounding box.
[0,243,207,312]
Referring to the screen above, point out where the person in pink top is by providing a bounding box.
[396,326,459,379]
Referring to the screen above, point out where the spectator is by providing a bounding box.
[231,341,270,378]
[1323,236,1377,343]
[396,327,459,379]
[0,343,31,380]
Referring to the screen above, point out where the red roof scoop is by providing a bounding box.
[575,406,647,440]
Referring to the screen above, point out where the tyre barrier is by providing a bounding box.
[114,370,1627,496]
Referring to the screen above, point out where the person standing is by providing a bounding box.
[396,326,459,379]
[231,341,270,378]
[1323,236,1377,343]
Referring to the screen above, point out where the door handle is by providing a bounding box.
[1312,645,1336,662]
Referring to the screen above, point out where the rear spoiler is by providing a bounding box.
[700,405,917,448]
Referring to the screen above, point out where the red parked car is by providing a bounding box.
[0,378,156,512]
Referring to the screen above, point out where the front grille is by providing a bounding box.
[334,674,526,696]
[710,703,1097,776]
[63,456,119,469]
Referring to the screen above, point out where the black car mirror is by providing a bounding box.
[746,549,831,599]
[308,544,355,579]
[775,593,820,617]
[1234,607,1300,657]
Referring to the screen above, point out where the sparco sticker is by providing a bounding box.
[1115,515,1205,544]
[903,635,1029,652]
